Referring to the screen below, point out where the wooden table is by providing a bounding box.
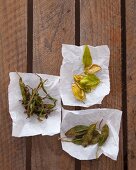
[0,0,136,169]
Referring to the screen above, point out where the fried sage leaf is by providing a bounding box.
[79,74,100,92]
[85,64,101,75]
[82,123,97,147]
[73,75,84,83]
[72,138,83,145]
[65,125,88,137]
[82,45,92,68]
[98,124,109,146]
[72,83,86,101]
[18,74,30,105]
[90,130,101,144]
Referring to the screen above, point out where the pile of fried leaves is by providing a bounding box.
[61,122,109,158]
[72,45,101,101]
[17,73,57,121]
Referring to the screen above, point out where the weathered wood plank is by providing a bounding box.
[126,0,136,169]
[80,0,123,169]
[32,0,75,169]
[0,0,27,169]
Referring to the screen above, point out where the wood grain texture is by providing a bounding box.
[80,0,123,169]
[126,0,136,169]
[0,0,27,169]
[32,0,75,169]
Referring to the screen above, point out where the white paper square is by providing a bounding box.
[60,44,110,107]
[8,72,61,137]
[61,108,122,160]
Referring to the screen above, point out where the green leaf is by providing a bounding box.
[65,125,88,137]
[98,124,109,146]
[79,74,100,92]
[90,130,101,144]
[72,138,83,145]
[82,123,97,147]
[82,45,92,68]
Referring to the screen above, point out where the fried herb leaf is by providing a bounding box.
[82,45,92,68]
[98,124,109,146]
[82,123,97,147]
[65,125,88,138]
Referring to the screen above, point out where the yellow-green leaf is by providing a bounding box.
[73,74,84,83]
[72,83,86,101]
[79,74,100,92]
[85,64,101,75]
[82,45,92,68]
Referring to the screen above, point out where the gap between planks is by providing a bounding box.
[26,0,33,170]
[75,0,81,170]
[121,0,128,170]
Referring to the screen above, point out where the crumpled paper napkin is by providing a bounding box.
[60,44,110,107]
[61,108,122,160]
[8,72,61,137]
